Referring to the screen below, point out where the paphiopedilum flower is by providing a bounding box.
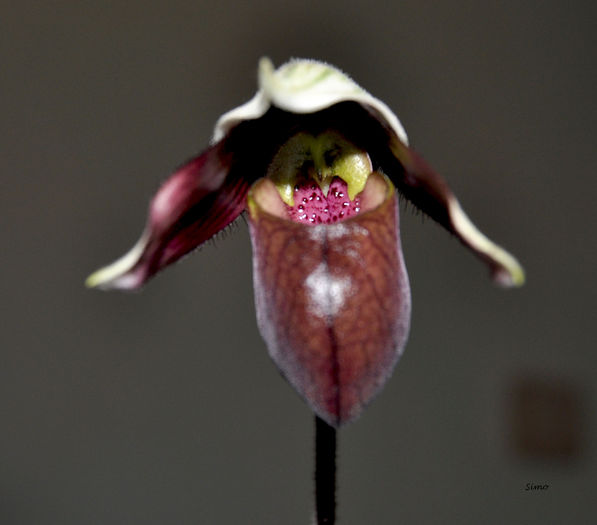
[87,58,524,426]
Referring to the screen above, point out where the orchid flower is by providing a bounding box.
[87,58,524,427]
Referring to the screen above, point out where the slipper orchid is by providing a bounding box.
[87,58,524,426]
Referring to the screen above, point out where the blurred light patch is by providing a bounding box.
[509,375,583,460]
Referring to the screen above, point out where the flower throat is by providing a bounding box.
[266,131,372,225]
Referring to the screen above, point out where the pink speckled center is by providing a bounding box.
[286,177,361,225]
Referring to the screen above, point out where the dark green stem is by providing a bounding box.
[315,415,337,524]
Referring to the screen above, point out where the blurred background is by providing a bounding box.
[2,1,596,523]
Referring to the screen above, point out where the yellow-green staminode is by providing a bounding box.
[266,131,372,206]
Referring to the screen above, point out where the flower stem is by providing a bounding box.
[315,415,337,524]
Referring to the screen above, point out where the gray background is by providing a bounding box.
[2,1,596,523]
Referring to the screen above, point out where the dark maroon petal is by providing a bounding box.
[248,173,411,426]
[86,142,249,290]
[381,136,524,286]
[85,109,305,291]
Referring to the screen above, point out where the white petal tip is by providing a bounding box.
[85,235,148,291]
[449,199,524,289]
[85,271,103,289]
[258,56,274,80]
[85,267,142,291]
[492,259,525,288]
